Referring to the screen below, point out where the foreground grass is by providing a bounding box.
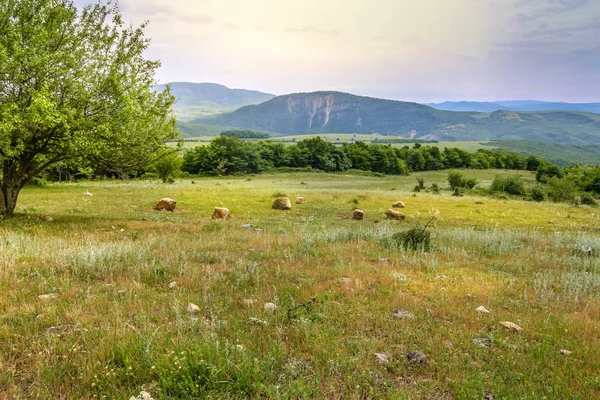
[1,172,599,399]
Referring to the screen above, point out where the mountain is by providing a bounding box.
[427,100,600,114]
[154,82,275,121]
[193,91,600,144]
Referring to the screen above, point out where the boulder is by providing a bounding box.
[353,209,365,220]
[264,302,277,313]
[296,197,305,204]
[187,303,201,314]
[499,321,522,332]
[393,200,405,208]
[386,209,405,220]
[272,197,292,210]
[154,198,176,212]
[212,207,230,220]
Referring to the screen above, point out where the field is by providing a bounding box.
[1,171,599,399]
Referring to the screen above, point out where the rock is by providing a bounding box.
[264,302,277,313]
[154,198,176,212]
[499,321,522,332]
[373,353,389,365]
[117,289,127,297]
[435,275,448,281]
[406,351,428,365]
[45,325,75,335]
[393,200,405,208]
[272,197,292,210]
[475,306,490,314]
[167,281,177,289]
[560,349,572,356]
[43,215,54,222]
[296,197,305,204]
[248,317,268,325]
[392,309,415,320]
[38,293,58,301]
[353,209,365,220]
[386,209,405,220]
[379,257,389,263]
[340,277,352,283]
[473,338,493,348]
[243,299,258,306]
[83,190,93,196]
[186,303,201,314]
[212,207,230,220]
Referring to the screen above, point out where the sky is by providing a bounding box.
[74,0,600,103]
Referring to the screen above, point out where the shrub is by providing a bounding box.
[413,185,421,192]
[580,193,597,206]
[530,185,546,202]
[547,177,576,202]
[388,225,433,252]
[430,183,441,194]
[448,171,477,190]
[416,177,425,190]
[489,175,526,196]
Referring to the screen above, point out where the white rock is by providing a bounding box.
[475,306,490,314]
[340,277,352,283]
[38,293,58,301]
[243,299,258,306]
[83,190,93,196]
[264,302,277,313]
[392,309,415,320]
[43,215,54,222]
[167,281,177,289]
[560,349,572,356]
[373,353,389,364]
[499,321,523,332]
[187,303,201,314]
[248,317,268,325]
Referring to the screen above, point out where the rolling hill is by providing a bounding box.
[154,82,275,121]
[193,91,600,144]
[427,100,600,114]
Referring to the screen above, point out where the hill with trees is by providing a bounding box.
[426,100,600,114]
[192,91,600,144]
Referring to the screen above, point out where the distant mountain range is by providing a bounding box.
[193,91,600,144]
[426,100,600,114]
[154,82,275,121]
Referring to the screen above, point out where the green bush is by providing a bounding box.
[489,175,526,196]
[430,183,441,194]
[580,193,597,206]
[547,177,576,202]
[390,227,433,252]
[448,171,477,190]
[530,185,546,202]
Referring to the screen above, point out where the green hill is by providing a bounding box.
[154,82,275,121]
[193,91,600,144]
[486,140,600,167]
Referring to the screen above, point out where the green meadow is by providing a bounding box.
[1,171,599,399]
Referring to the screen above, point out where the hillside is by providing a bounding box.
[486,140,600,167]
[154,82,275,121]
[427,100,600,114]
[193,91,600,144]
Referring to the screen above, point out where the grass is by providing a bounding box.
[1,171,599,399]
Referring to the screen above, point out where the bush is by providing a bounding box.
[547,177,576,202]
[416,177,425,190]
[413,185,421,192]
[448,171,477,190]
[430,183,441,194]
[580,193,597,206]
[387,225,433,252]
[530,185,546,202]
[489,175,526,196]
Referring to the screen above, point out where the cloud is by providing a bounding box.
[284,25,339,36]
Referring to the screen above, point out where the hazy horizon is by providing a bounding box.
[74,0,600,103]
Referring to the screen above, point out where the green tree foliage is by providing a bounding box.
[489,175,526,196]
[220,130,270,139]
[0,0,176,214]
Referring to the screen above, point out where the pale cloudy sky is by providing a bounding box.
[74,0,600,102]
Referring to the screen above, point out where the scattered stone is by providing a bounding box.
[154,198,176,212]
[296,197,305,204]
[38,293,58,301]
[406,351,428,365]
[499,321,523,332]
[475,306,490,314]
[392,309,415,320]
[212,207,230,220]
[353,209,365,220]
[167,281,177,289]
[483,394,495,400]
[83,190,93,196]
[43,215,54,222]
[443,341,454,350]
[117,289,127,297]
[243,299,258,306]
[435,275,447,281]
[292,276,306,283]
[272,197,292,210]
[560,349,572,356]
[393,200,405,208]
[45,325,75,335]
[386,209,405,220]
[340,277,352,283]
[248,317,268,325]
[186,303,201,314]
[379,257,389,263]
[473,338,493,348]
[373,353,389,365]
[264,302,277,313]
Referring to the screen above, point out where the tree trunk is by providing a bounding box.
[0,161,29,216]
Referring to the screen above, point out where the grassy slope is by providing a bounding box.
[487,140,600,167]
[1,171,599,399]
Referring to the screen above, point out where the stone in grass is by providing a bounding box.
[212,207,230,220]
[406,351,428,365]
[353,209,365,221]
[154,198,176,212]
[43,215,54,222]
[373,353,390,365]
[264,302,277,313]
[475,306,490,314]
[386,209,405,220]
[340,277,352,283]
[393,200,405,208]
[248,317,268,326]
[38,293,59,301]
[560,349,572,356]
[244,299,258,306]
[272,197,292,210]
[499,321,523,332]
[186,303,201,314]
[167,281,177,289]
[296,197,305,204]
[473,338,493,348]
[392,309,415,320]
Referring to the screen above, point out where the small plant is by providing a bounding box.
[580,193,597,206]
[448,171,477,191]
[413,185,421,192]
[430,183,441,194]
[452,187,463,197]
[416,177,425,190]
[530,185,546,202]
[384,219,434,252]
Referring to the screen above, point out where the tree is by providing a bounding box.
[0,0,177,215]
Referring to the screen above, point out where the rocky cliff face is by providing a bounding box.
[286,93,361,129]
